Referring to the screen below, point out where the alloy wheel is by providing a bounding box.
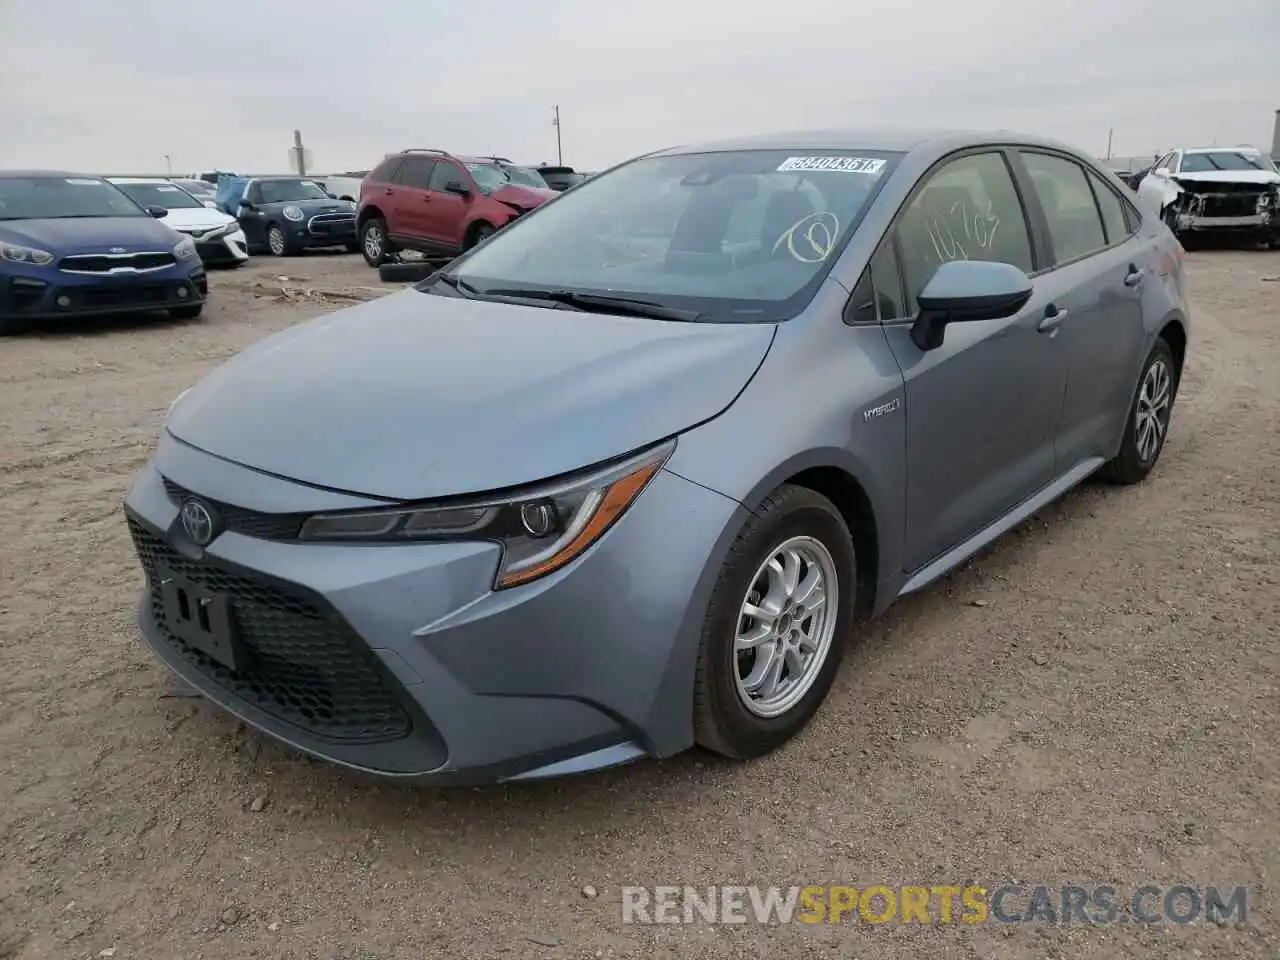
[364,225,383,261]
[733,536,839,718]
[268,227,285,256]
[1135,358,1172,462]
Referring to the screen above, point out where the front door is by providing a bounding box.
[422,160,472,250]
[881,150,1068,572]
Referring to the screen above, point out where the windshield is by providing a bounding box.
[1180,151,1275,173]
[114,181,204,210]
[466,163,548,192]
[176,179,216,196]
[258,179,329,203]
[447,148,899,322]
[0,176,143,221]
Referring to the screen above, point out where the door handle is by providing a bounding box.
[1038,305,1068,334]
[1124,266,1146,287]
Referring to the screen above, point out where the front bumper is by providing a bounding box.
[290,214,357,248]
[1,264,207,321]
[122,436,742,783]
[192,229,249,265]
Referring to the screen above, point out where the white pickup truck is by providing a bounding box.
[321,171,369,202]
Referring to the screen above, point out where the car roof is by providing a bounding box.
[0,169,98,179]
[650,126,1089,161]
[108,177,169,184]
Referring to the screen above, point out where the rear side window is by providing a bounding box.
[1020,152,1108,265]
[1086,169,1136,245]
[370,158,401,182]
[393,158,435,190]
[894,151,1034,304]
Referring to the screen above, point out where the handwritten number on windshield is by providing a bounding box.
[773,212,841,264]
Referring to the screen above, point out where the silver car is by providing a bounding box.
[123,128,1189,783]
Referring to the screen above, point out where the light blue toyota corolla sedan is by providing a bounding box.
[124,128,1189,783]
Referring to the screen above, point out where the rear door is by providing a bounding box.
[881,149,1068,572]
[422,159,471,250]
[387,157,436,241]
[1012,150,1151,469]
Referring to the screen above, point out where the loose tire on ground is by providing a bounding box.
[693,484,856,760]
[377,261,436,283]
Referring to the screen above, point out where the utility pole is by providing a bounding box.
[1105,128,1113,161]
[552,105,563,165]
[292,129,307,176]
[164,154,172,175]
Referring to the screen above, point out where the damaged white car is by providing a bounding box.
[1136,146,1280,245]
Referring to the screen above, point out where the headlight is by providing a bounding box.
[283,206,305,222]
[0,241,54,266]
[298,440,675,588]
[173,236,197,261]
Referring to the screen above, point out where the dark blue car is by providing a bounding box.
[228,177,359,256]
[0,171,208,335]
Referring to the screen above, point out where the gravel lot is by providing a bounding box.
[1,249,1277,960]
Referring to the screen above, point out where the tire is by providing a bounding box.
[170,303,204,320]
[378,261,435,283]
[465,221,495,250]
[266,224,292,257]
[360,217,389,267]
[1098,337,1177,485]
[693,484,855,760]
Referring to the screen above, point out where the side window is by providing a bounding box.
[393,159,435,189]
[894,151,1034,305]
[1087,169,1135,245]
[370,158,401,183]
[846,242,907,325]
[243,182,261,204]
[1154,152,1173,172]
[428,161,463,192]
[1021,152,1108,264]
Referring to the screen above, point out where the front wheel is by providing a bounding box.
[266,224,292,257]
[465,221,495,250]
[1098,338,1177,484]
[694,485,855,760]
[360,218,389,267]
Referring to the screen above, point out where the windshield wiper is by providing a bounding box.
[431,272,481,296]
[478,287,702,321]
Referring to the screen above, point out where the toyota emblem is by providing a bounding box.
[180,499,216,545]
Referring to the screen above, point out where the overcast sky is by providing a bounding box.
[1,0,1276,175]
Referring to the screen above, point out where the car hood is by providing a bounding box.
[491,184,558,209]
[1172,170,1280,185]
[166,290,775,500]
[263,198,355,215]
[155,207,237,231]
[0,216,180,254]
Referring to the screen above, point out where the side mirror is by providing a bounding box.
[238,200,254,211]
[236,204,253,217]
[145,205,168,218]
[444,181,471,197]
[910,260,1033,351]
[202,199,218,209]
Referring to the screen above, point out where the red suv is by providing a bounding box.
[355,149,558,267]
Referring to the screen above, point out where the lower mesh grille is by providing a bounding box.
[128,517,411,743]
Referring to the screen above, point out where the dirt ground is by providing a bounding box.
[1,248,1277,960]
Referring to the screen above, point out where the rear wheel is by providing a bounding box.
[693,485,855,760]
[360,217,389,267]
[1098,338,1177,484]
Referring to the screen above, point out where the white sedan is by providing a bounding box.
[109,178,249,266]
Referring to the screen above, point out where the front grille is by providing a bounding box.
[80,285,170,308]
[161,477,305,540]
[1200,193,1264,218]
[129,518,411,743]
[60,252,176,273]
[307,214,356,235]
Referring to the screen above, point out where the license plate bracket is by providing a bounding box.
[158,570,244,672]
